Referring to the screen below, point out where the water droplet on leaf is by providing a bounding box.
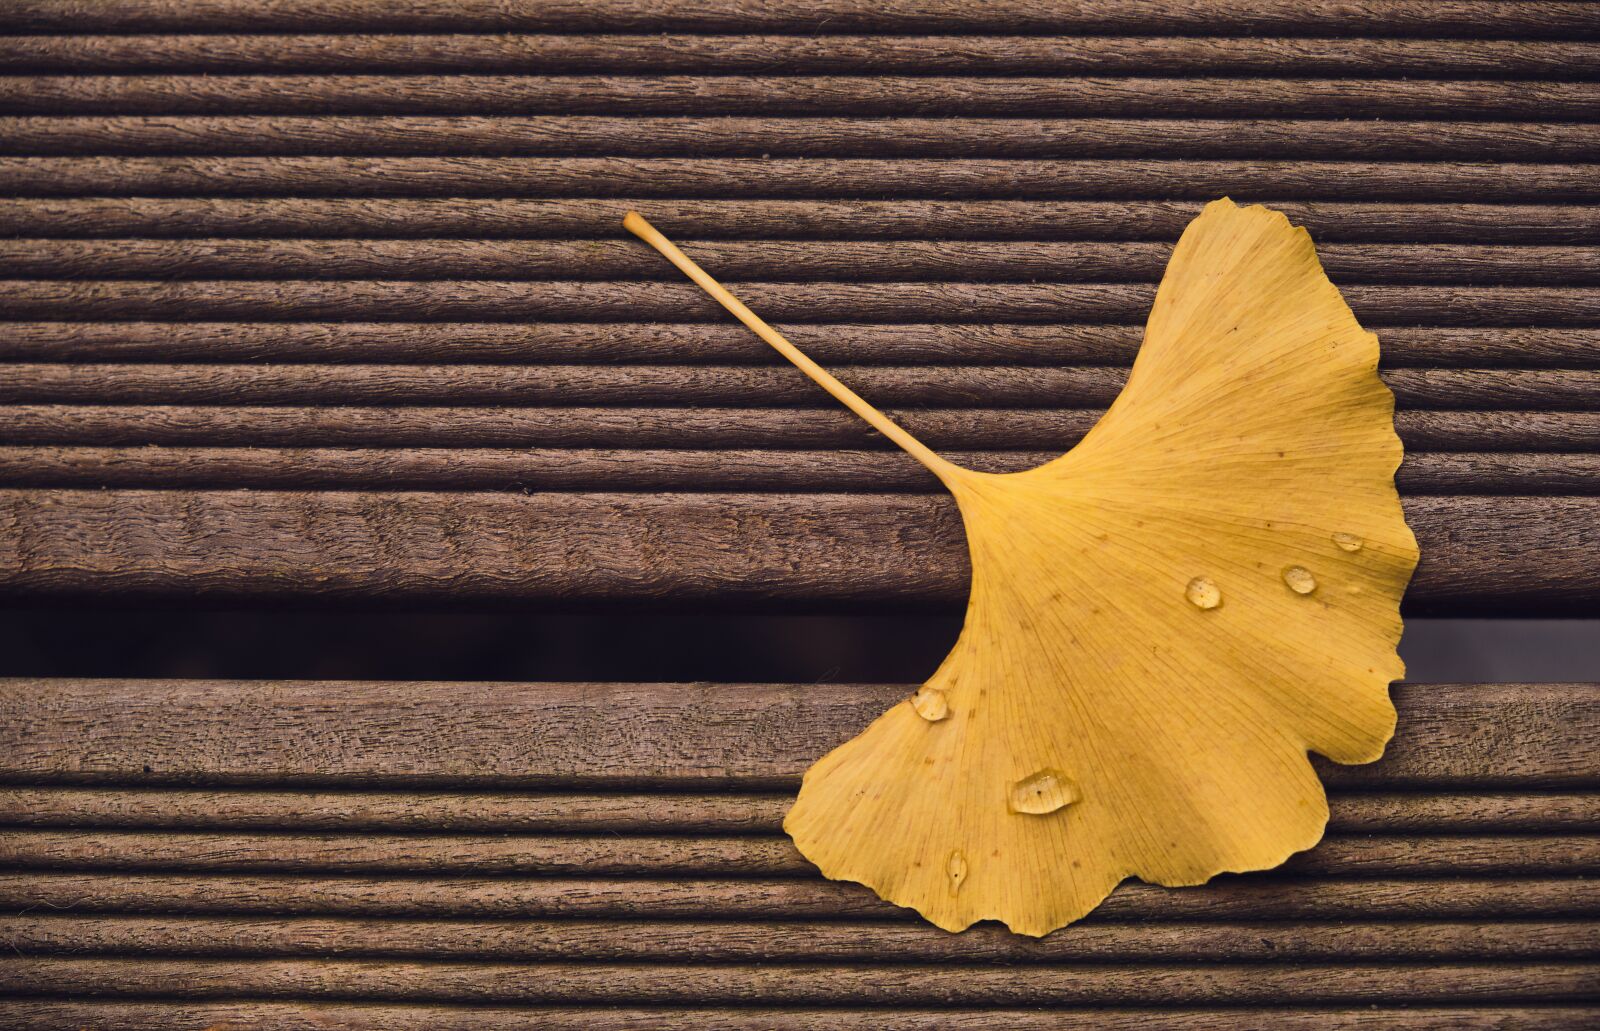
[947,850,968,895]
[1282,566,1317,595]
[1185,576,1222,610]
[911,686,949,722]
[1332,532,1364,552]
[1008,769,1080,815]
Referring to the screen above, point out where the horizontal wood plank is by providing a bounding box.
[0,447,1593,495]
[5,322,1600,370]
[2,362,1162,406]
[2,680,1592,788]
[4,238,1598,286]
[6,914,1596,963]
[8,1,1597,38]
[3,788,1589,834]
[0,492,1594,610]
[1,829,1593,878]
[4,281,1598,325]
[13,116,1591,164]
[6,75,1599,119]
[4,198,1595,244]
[2,955,1595,1005]
[6,323,1598,368]
[0,1002,1593,1031]
[4,870,1592,921]
[4,407,1596,454]
[3,33,1596,78]
[2,364,1596,410]
[1,157,1593,202]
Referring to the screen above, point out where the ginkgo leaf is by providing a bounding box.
[623,199,1419,937]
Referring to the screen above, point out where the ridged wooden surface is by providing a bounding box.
[2,1005,1597,1031]
[6,1,1599,37]
[2,4,1597,1027]
[6,679,1594,788]
[0,678,1595,1025]
[1,14,1597,609]
[1,492,1597,611]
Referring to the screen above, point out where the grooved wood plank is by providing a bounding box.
[0,493,1594,609]
[8,1,1597,39]
[16,116,1592,164]
[2,680,1591,788]
[6,75,1599,119]
[1,156,1592,201]
[3,788,1588,834]
[3,406,1594,453]
[3,34,1596,77]
[1,1002,1594,1031]
[1,829,1591,877]
[4,198,1595,243]
[1,492,1595,609]
[4,280,1598,325]
[3,915,1595,963]
[5,238,1598,286]
[3,870,1591,921]
[1,365,1595,411]
[1,363,1154,406]
[2,956,1595,1005]
[0,447,1592,495]
[3,323,1597,369]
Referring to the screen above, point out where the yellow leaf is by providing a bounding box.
[624,199,1419,936]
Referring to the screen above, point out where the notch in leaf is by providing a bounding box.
[624,201,1418,935]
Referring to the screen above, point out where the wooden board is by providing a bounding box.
[1,15,1597,613]
[7,1,1599,37]
[3,679,1595,788]
[0,677,1595,1024]
[1,1002,1597,1031]
[0,492,1595,611]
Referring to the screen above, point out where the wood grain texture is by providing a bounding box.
[4,322,1598,368]
[5,914,1596,962]
[1,491,1595,609]
[7,322,1598,367]
[0,362,1159,406]
[4,280,1598,325]
[26,114,1564,163]
[3,788,1589,834]
[8,1,1598,38]
[1,828,1592,877]
[4,198,1595,244]
[0,447,1593,495]
[2,955,1595,1005]
[4,870,1592,921]
[0,492,1595,609]
[1,10,1595,1027]
[3,33,1596,77]
[4,364,1596,409]
[1,156,1593,201]
[1,1002,1594,1031]
[1,680,1592,788]
[6,75,1599,119]
[15,116,1592,164]
[4,406,1595,453]
[5,238,1598,286]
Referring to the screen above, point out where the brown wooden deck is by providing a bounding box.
[0,1,1596,1027]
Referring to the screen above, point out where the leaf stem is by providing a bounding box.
[623,211,962,484]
